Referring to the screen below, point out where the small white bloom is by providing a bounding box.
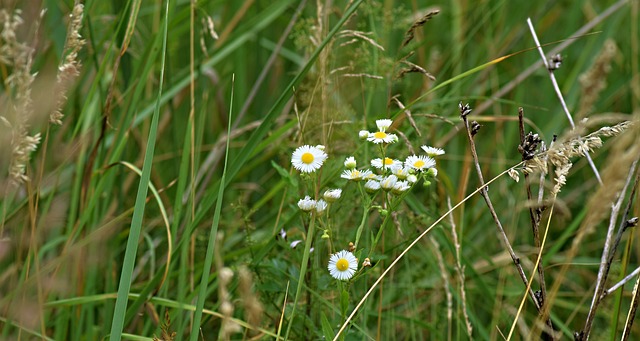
[341,169,373,181]
[405,155,436,171]
[392,166,411,180]
[371,157,402,170]
[328,250,358,281]
[315,199,328,215]
[367,131,398,144]
[364,179,381,192]
[421,145,445,157]
[392,180,411,194]
[291,145,328,173]
[358,130,369,140]
[426,167,438,178]
[376,119,393,132]
[344,156,357,169]
[323,189,342,203]
[380,175,398,191]
[407,174,418,183]
[290,240,303,248]
[297,196,316,212]
[316,145,326,151]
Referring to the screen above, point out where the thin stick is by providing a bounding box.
[526,18,602,184]
[447,197,473,338]
[518,108,548,301]
[621,272,640,341]
[605,266,640,297]
[459,103,540,310]
[580,160,639,339]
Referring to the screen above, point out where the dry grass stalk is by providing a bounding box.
[0,9,40,186]
[577,39,618,119]
[400,10,439,48]
[50,3,86,125]
[238,266,264,336]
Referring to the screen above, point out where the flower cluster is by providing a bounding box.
[290,119,445,282]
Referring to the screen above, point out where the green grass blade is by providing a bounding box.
[188,74,235,340]
[108,1,170,339]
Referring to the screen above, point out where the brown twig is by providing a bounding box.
[459,102,541,311]
[517,108,553,338]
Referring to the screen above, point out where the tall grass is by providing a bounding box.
[1,0,638,340]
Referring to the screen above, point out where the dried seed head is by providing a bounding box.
[470,121,481,136]
[348,242,355,252]
[519,132,542,160]
[459,102,472,118]
[548,53,562,71]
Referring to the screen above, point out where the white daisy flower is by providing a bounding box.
[364,179,381,192]
[297,196,316,212]
[328,250,358,281]
[341,169,373,181]
[291,145,328,173]
[421,145,445,157]
[359,130,370,140]
[315,199,328,216]
[380,175,398,191]
[376,119,393,132]
[367,131,398,144]
[391,166,411,180]
[323,189,342,203]
[405,155,435,172]
[407,174,418,183]
[344,156,357,169]
[371,157,402,170]
[392,181,411,194]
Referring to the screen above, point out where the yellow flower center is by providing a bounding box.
[374,131,387,139]
[336,258,349,271]
[384,157,393,165]
[414,160,425,168]
[301,152,314,164]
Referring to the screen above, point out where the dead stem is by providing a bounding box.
[579,159,639,340]
[517,108,554,339]
[526,18,602,184]
[459,102,542,311]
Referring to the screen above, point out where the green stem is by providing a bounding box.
[284,215,317,340]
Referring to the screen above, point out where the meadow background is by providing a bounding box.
[1,0,639,340]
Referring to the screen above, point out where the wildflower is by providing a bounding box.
[291,145,328,173]
[391,165,411,180]
[376,119,393,132]
[341,169,373,181]
[348,242,356,252]
[290,240,303,248]
[371,157,402,170]
[315,199,328,216]
[364,180,381,192]
[344,156,357,169]
[421,145,445,157]
[392,180,411,194]
[426,167,438,178]
[380,175,398,191]
[328,250,358,281]
[363,258,372,267]
[297,196,316,212]
[323,189,342,203]
[367,130,397,144]
[405,155,435,172]
[358,130,369,140]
